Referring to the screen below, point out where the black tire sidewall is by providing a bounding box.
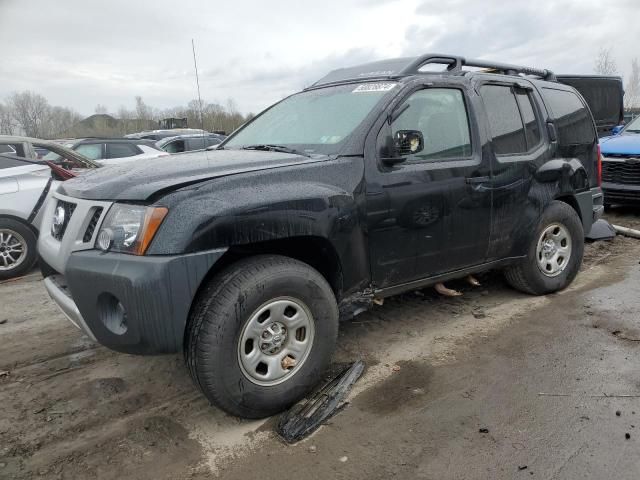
[0,218,38,280]
[522,201,584,294]
[193,257,338,418]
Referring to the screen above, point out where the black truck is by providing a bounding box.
[38,54,604,418]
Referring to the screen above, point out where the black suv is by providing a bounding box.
[38,54,604,418]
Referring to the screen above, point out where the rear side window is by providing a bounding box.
[107,143,139,159]
[187,138,206,151]
[541,88,595,145]
[515,90,541,148]
[480,85,526,155]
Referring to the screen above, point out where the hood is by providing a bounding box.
[58,149,326,201]
[600,133,640,156]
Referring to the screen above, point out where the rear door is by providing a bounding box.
[474,78,550,261]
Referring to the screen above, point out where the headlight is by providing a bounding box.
[96,204,168,255]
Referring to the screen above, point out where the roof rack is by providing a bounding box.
[310,53,556,88]
[404,54,556,81]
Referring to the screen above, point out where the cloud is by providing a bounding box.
[0,0,638,117]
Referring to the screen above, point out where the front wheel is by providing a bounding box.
[185,255,339,418]
[504,201,584,295]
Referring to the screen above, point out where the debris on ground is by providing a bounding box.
[277,360,365,443]
[479,428,489,433]
[472,309,487,319]
[308,445,317,453]
[612,224,640,240]
[586,219,616,241]
[0,371,9,378]
[339,456,348,463]
[518,465,528,471]
[625,433,631,440]
[616,410,621,416]
[392,365,401,372]
[0,319,7,325]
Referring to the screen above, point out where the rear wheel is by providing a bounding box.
[185,255,339,418]
[0,218,38,280]
[504,201,584,295]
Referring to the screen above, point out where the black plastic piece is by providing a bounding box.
[277,360,365,443]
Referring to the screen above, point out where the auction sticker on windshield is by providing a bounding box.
[352,83,397,93]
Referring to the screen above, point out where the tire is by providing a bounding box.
[185,254,339,418]
[504,201,584,295]
[0,218,38,280]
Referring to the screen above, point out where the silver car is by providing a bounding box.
[0,136,98,279]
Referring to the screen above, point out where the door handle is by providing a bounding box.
[465,176,491,185]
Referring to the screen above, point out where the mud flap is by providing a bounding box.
[277,360,365,443]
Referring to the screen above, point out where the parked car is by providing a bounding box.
[38,53,604,418]
[599,115,640,205]
[155,133,225,153]
[125,128,209,141]
[45,138,168,165]
[0,136,98,279]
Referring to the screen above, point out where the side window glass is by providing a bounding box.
[75,143,103,160]
[107,143,138,158]
[188,138,206,150]
[541,88,595,145]
[390,88,472,162]
[480,85,526,155]
[515,90,541,148]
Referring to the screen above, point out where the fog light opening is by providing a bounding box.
[97,293,128,335]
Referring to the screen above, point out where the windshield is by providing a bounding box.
[224,82,398,155]
[625,116,640,132]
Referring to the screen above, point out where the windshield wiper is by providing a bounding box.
[241,144,311,157]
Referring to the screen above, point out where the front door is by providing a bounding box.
[365,84,492,289]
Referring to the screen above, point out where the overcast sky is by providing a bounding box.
[1,0,638,116]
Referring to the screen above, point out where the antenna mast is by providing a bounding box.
[191,39,206,133]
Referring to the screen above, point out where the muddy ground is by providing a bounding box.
[1,208,640,479]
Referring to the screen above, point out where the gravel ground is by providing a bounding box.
[1,209,639,479]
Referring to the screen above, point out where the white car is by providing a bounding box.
[0,136,99,279]
[47,138,169,165]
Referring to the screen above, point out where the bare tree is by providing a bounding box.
[626,58,640,109]
[7,91,51,137]
[94,104,108,114]
[595,47,618,75]
[0,103,17,135]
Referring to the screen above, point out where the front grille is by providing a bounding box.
[602,158,640,185]
[83,207,103,243]
[52,200,76,241]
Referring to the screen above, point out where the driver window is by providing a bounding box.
[391,88,472,162]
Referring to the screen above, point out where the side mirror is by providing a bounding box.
[394,130,424,156]
[612,125,624,136]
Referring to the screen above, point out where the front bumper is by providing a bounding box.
[43,248,227,354]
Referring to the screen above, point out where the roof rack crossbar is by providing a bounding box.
[399,54,555,81]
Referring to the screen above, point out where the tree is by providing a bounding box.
[7,91,51,137]
[0,103,17,135]
[94,104,108,114]
[594,47,618,75]
[626,58,640,109]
